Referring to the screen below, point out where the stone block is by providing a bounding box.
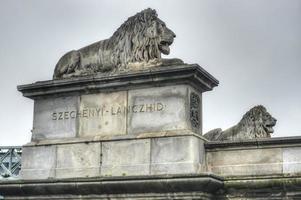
[101,139,150,176]
[32,96,79,140]
[150,136,203,175]
[20,145,56,179]
[207,148,283,176]
[55,142,101,178]
[78,91,127,137]
[127,85,190,135]
[283,147,301,174]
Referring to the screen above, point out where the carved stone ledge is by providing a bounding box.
[18,64,219,99]
[0,174,223,199]
[205,136,301,150]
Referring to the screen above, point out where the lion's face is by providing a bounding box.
[145,18,176,55]
[261,110,277,134]
[241,105,277,137]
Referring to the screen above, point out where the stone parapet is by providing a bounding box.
[206,136,301,177]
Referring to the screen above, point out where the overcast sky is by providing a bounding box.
[0,0,300,145]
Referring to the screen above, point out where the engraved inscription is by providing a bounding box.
[52,102,165,120]
[190,92,200,129]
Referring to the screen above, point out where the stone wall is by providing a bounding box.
[21,133,205,179]
[206,137,301,177]
[2,137,301,199]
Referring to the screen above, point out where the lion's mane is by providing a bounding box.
[108,8,161,67]
[237,105,271,138]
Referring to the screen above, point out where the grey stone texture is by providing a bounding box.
[32,96,79,140]
[22,134,301,181]
[19,63,218,141]
[18,64,219,99]
[17,63,219,184]
[100,135,205,177]
[101,139,151,176]
[78,92,127,137]
[53,9,180,79]
[55,142,101,178]
[19,134,205,180]
[127,85,199,135]
[29,85,203,141]
[283,147,301,174]
[150,136,203,175]
[0,174,223,200]
[207,148,283,176]
[205,137,301,177]
[20,146,56,180]
[204,105,277,141]
[2,173,301,200]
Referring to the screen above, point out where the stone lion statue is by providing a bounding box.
[53,8,182,79]
[203,105,277,141]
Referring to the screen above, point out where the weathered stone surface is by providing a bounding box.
[189,90,202,133]
[204,105,277,141]
[151,136,203,175]
[20,146,56,180]
[222,175,301,200]
[2,172,301,199]
[26,81,208,141]
[0,174,223,199]
[20,134,205,180]
[78,91,127,137]
[207,148,283,176]
[55,143,101,178]
[53,9,180,79]
[127,85,189,135]
[188,87,202,134]
[32,96,78,140]
[18,64,219,99]
[101,139,151,176]
[283,147,301,174]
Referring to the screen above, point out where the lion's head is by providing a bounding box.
[238,105,277,138]
[109,8,176,68]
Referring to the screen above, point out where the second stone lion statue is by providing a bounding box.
[204,105,277,141]
[53,8,181,79]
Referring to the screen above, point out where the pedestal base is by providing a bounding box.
[20,132,206,179]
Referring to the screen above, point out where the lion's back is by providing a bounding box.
[78,39,112,68]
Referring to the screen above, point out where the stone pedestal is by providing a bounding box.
[17,64,218,180]
[3,64,301,199]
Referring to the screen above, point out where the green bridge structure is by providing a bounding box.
[0,147,21,179]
